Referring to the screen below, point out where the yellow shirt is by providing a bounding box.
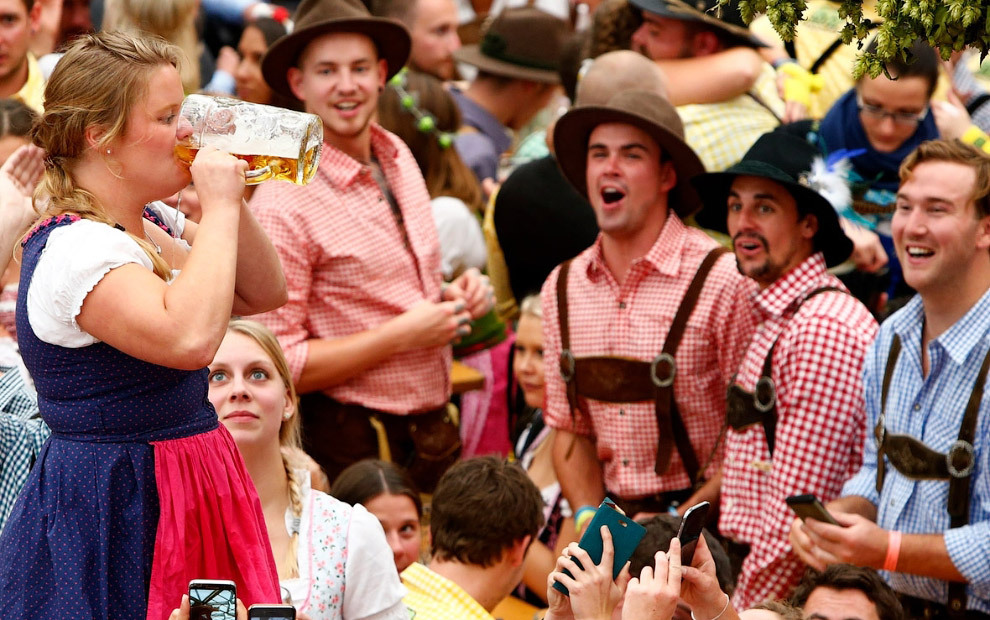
[12,54,44,115]
[401,562,494,620]
[678,63,784,173]
[481,186,520,324]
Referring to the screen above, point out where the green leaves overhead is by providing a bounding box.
[721,0,990,77]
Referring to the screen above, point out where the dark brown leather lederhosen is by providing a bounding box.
[556,246,728,485]
[726,286,842,455]
[874,335,990,618]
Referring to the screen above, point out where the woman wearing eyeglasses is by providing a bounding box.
[814,36,940,307]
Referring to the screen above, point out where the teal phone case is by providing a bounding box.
[552,498,647,596]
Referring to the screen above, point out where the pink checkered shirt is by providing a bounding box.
[249,125,449,414]
[541,215,749,498]
[720,254,878,609]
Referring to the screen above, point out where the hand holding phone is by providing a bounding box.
[188,579,237,620]
[676,501,710,566]
[552,498,647,596]
[786,494,839,525]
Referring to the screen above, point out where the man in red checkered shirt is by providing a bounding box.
[541,89,749,524]
[692,131,878,608]
[247,0,492,491]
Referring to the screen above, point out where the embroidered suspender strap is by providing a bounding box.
[654,246,729,479]
[755,286,843,456]
[946,346,990,618]
[556,259,580,428]
[875,335,902,493]
[874,335,988,618]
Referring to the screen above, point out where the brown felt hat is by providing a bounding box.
[452,7,569,84]
[628,0,767,49]
[553,89,705,217]
[262,0,411,98]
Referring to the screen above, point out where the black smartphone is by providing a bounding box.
[248,604,296,620]
[188,579,237,620]
[552,498,647,596]
[676,501,710,566]
[786,493,839,525]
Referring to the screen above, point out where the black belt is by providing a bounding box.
[897,592,990,620]
[607,487,693,517]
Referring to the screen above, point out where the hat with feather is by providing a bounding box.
[692,129,854,267]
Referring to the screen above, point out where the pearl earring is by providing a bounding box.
[106,149,111,154]
[283,412,292,420]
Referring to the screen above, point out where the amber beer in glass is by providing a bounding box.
[176,95,323,185]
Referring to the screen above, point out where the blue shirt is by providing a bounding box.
[843,290,990,612]
[450,87,512,184]
[0,365,47,534]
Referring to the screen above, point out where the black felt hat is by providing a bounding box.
[692,131,853,267]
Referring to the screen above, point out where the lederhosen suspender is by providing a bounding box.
[725,286,842,456]
[875,335,989,618]
[556,246,728,484]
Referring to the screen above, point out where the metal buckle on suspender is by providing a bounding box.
[753,376,777,413]
[650,352,676,388]
[559,349,576,382]
[946,440,975,478]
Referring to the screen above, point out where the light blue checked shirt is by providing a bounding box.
[843,290,990,612]
[0,364,48,534]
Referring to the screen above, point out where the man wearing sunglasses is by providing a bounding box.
[791,139,990,619]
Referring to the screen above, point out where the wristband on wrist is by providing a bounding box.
[961,125,990,154]
[691,592,730,620]
[883,530,902,572]
[574,505,596,532]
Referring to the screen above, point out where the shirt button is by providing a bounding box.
[619,301,626,309]
[913,403,921,411]
[619,409,625,416]
[622,459,629,466]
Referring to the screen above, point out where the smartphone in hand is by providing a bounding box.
[188,579,237,620]
[786,493,839,525]
[248,604,296,620]
[552,498,647,596]
[676,501,710,566]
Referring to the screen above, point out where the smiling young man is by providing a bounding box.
[693,130,878,608]
[0,0,43,113]
[790,139,990,619]
[540,89,746,523]
[250,0,493,493]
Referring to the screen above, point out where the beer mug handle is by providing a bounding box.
[245,166,271,180]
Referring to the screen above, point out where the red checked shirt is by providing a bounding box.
[249,125,449,414]
[541,215,749,498]
[720,253,878,609]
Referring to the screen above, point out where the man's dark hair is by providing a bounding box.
[629,515,734,595]
[430,456,544,567]
[863,36,939,98]
[789,564,904,620]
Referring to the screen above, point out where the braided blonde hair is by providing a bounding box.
[34,31,181,281]
[226,318,303,578]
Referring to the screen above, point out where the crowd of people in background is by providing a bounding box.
[0,0,989,619]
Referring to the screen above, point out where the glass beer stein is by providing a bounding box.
[176,94,323,185]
